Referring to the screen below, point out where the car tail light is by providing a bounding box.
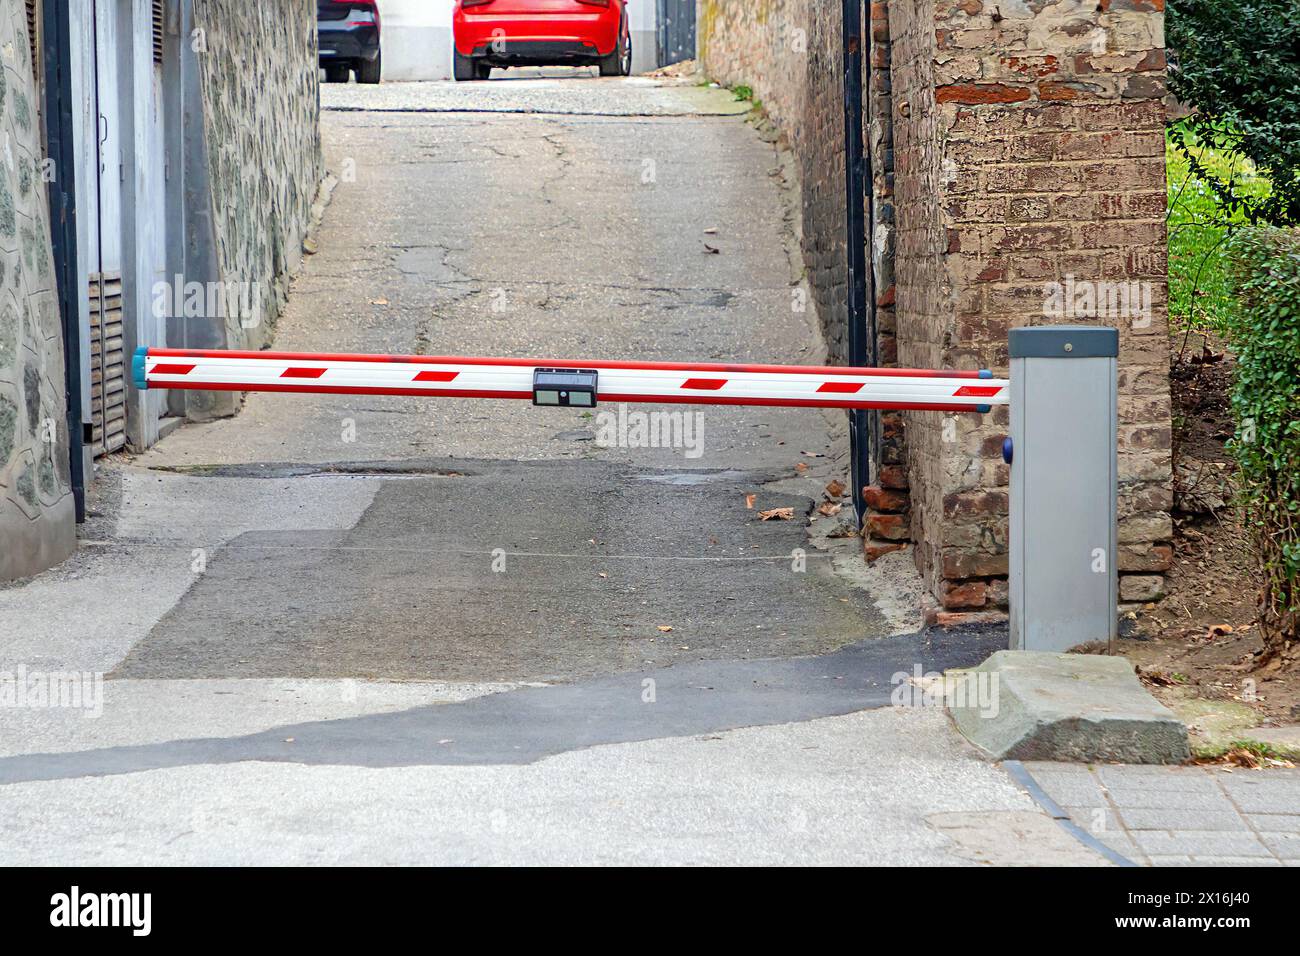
[334,0,379,28]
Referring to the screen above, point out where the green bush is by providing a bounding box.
[1225,227,1300,666]
[1168,0,1300,227]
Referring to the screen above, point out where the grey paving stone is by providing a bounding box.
[1222,788,1300,814]
[1188,857,1282,867]
[1219,769,1300,784]
[1260,833,1300,860]
[1066,806,1121,836]
[1106,788,1236,811]
[1094,831,1144,864]
[1117,808,1250,831]
[1247,814,1300,832]
[1146,855,1196,866]
[1133,831,1272,858]
[1034,775,1109,808]
[1019,761,1095,777]
[1096,765,1216,791]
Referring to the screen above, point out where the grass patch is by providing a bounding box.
[1191,737,1300,766]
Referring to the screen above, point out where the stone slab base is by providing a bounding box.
[950,650,1190,764]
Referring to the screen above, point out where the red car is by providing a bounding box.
[453,0,632,80]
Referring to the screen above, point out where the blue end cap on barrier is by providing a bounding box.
[976,404,991,414]
[132,346,148,390]
[1002,437,1013,464]
[978,369,992,379]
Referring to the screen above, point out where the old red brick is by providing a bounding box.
[941,550,1009,579]
[1136,49,1166,72]
[926,609,1009,628]
[943,490,1009,519]
[943,580,988,610]
[1037,81,1082,101]
[866,514,909,541]
[879,464,909,490]
[1118,544,1174,573]
[863,485,909,513]
[935,83,1031,105]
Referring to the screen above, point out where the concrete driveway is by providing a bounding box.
[0,74,1105,865]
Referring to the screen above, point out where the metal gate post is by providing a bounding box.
[1008,326,1118,652]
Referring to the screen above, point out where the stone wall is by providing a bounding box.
[192,0,323,352]
[0,3,76,581]
[888,0,1171,613]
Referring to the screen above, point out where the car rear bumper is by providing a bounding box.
[470,39,604,63]
[318,24,380,62]
[454,11,620,58]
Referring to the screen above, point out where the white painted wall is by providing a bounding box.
[626,0,657,75]
[378,0,453,80]
[377,0,664,80]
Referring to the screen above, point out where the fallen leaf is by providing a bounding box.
[598,572,608,579]
[794,462,808,473]
[745,493,757,509]
[704,227,718,234]
[657,625,674,632]
[1136,666,1177,687]
[759,507,795,521]
[370,297,389,306]
[703,242,720,254]
[825,479,846,499]
[818,502,842,517]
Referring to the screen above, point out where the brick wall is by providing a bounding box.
[700,0,1172,617]
[889,0,1171,613]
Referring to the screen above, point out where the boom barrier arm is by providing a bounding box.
[133,326,1117,655]
[133,348,1009,413]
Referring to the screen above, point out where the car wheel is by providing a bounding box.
[454,49,481,81]
[324,62,349,83]
[357,52,381,84]
[598,20,630,77]
[620,30,633,75]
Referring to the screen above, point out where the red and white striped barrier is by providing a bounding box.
[133,347,1009,412]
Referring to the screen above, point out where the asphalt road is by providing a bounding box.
[0,74,1104,865]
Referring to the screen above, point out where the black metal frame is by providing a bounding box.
[843,0,875,524]
[42,0,86,522]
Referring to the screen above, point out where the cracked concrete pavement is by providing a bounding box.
[0,74,1108,865]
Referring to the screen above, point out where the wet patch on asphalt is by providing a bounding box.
[114,459,884,683]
